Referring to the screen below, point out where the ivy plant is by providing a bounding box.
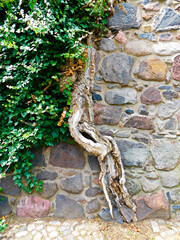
[0,0,110,193]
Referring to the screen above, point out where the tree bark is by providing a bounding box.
[68,46,136,222]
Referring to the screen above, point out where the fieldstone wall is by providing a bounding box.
[0,0,180,222]
[92,0,180,220]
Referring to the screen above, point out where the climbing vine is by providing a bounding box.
[0,0,111,193]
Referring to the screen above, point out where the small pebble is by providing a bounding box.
[151,220,160,233]
[49,231,59,238]
[42,229,48,237]
[36,225,44,231]
[32,230,37,236]
[47,226,57,232]
[15,231,28,238]
[34,232,42,240]
[49,221,60,226]
[27,224,35,232]
[35,221,43,224]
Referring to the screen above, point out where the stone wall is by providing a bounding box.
[92,0,180,220]
[0,0,180,222]
[0,144,117,221]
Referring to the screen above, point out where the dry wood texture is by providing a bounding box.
[68,46,136,222]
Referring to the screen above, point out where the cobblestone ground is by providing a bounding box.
[1,215,180,240]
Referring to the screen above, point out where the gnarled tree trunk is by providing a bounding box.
[68,45,136,223]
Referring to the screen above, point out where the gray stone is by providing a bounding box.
[120,204,134,223]
[154,8,180,32]
[99,38,117,52]
[172,205,180,211]
[94,50,103,75]
[31,148,46,167]
[105,88,137,105]
[60,173,83,194]
[0,196,12,217]
[153,42,180,56]
[98,208,123,224]
[156,118,170,131]
[121,112,130,123]
[100,130,113,138]
[142,1,160,11]
[54,195,85,219]
[145,172,159,180]
[36,171,58,181]
[164,134,176,139]
[88,155,101,171]
[116,131,130,138]
[116,140,150,167]
[126,170,137,179]
[140,87,162,105]
[160,171,180,188]
[107,3,141,31]
[85,187,103,197]
[93,85,101,92]
[49,142,85,169]
[94,73,102,81]
[125,40,153,56]
[165,118,176,130]
[107,84,121,89]
[159,33,173,41]
[94,103,121,125]
[125,109,134,115]
[40,182,58,199]
[158,101,180,119]
[163,91,179,99]
[125,179,141,196]
[99,130,113,137]
[158,85,172,90]
[145,166,155,172]
[131,129,138,133]
[150,139,180,170]
[136,190,170,220]
[155,119,165,130]
[86,199,100,213]
[132,133,150,144]
[140,176,160,193]
[138,33,156,42]
[170,188,180,203]
[92,92,102,101]
[84,175,91,187]
[0,175,21,196]
[124,116,154,129]
[138,105,149,116]
[100,53,134,84]
[102,199,109,207]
